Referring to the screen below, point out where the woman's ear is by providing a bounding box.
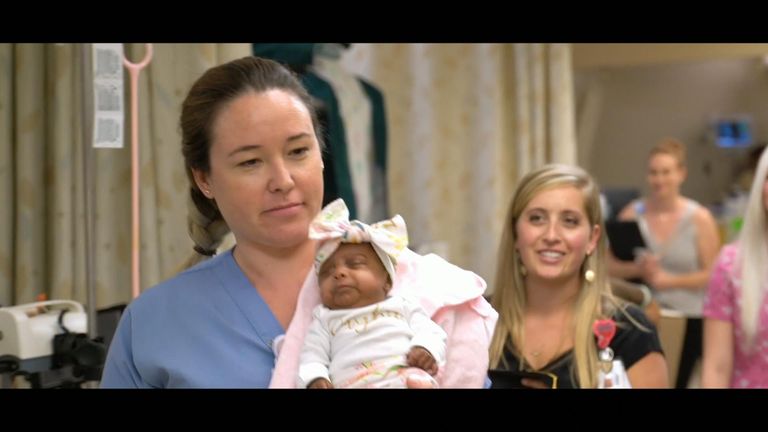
[192,168,213,199]
[587,223,601,256]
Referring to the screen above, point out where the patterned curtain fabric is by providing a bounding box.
[0,43,250,308]
[341,43,576,293]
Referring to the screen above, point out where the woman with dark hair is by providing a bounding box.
[100,56,496,388]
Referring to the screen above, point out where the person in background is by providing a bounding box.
[702,146,768,388]
[489,163,668,388]
[600,192,661,326]
[609,138,721,388]
[298,199,446,388]
[100,56,496,388]
[610,277,661,326]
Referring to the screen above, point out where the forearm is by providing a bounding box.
[701,362,732,388]
[608,256,642,280]
[657,269,711,291]
[610,278,652,307]
[408,303,448,364]
[410,328,447,364]
[297,320,333,388]
[701,318,733,388]
[297,362,331,388]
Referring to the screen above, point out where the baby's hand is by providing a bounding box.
[308,378,334,389]
[406,346,438,376]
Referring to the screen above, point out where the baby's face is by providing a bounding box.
[318,243,390,310]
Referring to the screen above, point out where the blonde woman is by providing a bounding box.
[489,164,668,388]
[702,146,768,388]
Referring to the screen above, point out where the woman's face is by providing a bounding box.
[646,153,685,200]
[194,89,324,251]
[515,185,600,286]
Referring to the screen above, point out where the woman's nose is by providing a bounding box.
[267,159,295,193]
[543,223,560,242]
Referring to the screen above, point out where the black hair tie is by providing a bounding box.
[194,245,216,256]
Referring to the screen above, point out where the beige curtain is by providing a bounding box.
[0,43,250,308]
[341,43,576,293]
[0,43,575,305]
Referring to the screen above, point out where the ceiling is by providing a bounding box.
[572,44,768,69]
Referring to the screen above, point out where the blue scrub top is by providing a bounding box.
[100,249,287,388]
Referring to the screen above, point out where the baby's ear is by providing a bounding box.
[384,278,392,294]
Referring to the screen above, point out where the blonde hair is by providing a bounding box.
[489,163,619,388]
[649,137,687,167]
[735,146,768,349]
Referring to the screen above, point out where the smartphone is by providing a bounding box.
[488,369,558,389]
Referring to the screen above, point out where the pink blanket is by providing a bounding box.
[269,249,499,388]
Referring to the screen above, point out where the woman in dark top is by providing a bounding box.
[496,305,661,388]
[488,164,668,388]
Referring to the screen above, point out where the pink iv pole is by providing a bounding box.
[123,44,153,299]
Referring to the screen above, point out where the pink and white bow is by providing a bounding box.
[308,198,408,283]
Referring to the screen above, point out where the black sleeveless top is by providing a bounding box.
[491,305,663,388]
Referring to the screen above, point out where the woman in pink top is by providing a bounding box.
[702,146,768,388]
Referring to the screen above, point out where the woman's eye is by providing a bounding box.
[564,218,579,226]
[289,147,309,157]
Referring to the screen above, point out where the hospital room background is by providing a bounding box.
[2,43,767,387]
